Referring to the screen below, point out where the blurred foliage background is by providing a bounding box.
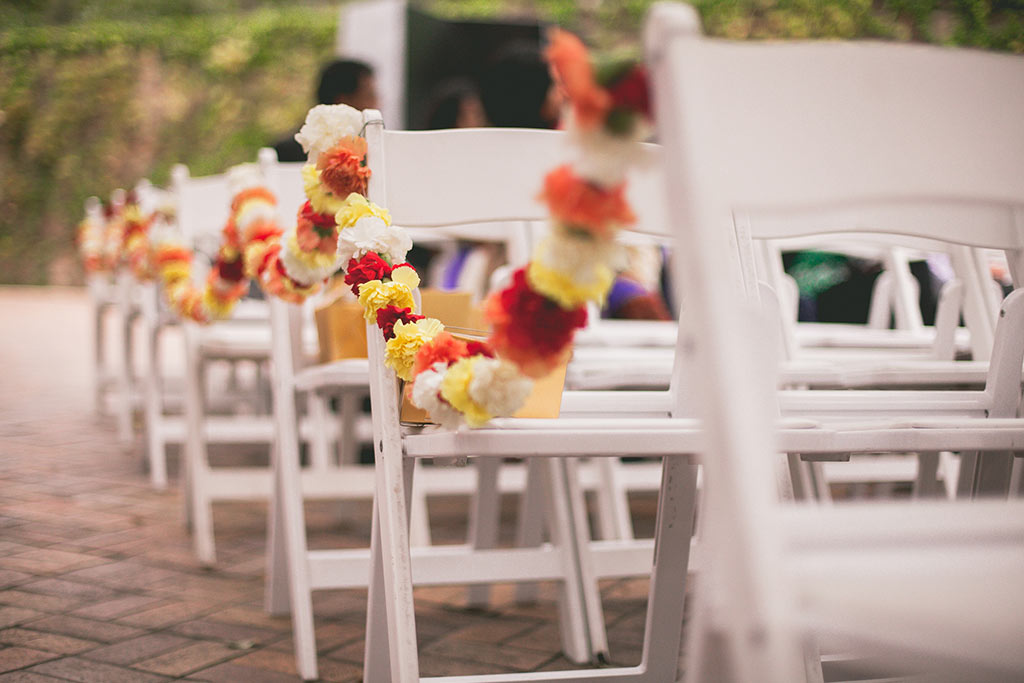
[2,0,1022,285]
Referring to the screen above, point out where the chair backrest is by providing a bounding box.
[258,147,307,230]
[258,151,313,377]
[361,108,674,409]
[372,120,669,235]
[171,164,232,256]
[646,2,1024,679]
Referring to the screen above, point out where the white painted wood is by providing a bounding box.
[645,4,1024,681]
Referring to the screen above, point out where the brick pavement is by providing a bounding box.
[0,287,657,681]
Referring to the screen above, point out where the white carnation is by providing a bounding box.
[564,109,654,187]
[411,362,464,430]
[468,358,533,418]
[534,230,622,278]
[294,104,364,161]
[337,216,412,265]
[234,201,277,234]
[227,163,264,196]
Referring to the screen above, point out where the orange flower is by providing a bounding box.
[545,29,610,130]
[230,187,276,214]
[539,165,635,238]
[412,332,470,377]
[317,136,371,198]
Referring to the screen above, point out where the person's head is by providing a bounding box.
[479,42,559,129]
[317,59,378,110]
[424,79,488,129]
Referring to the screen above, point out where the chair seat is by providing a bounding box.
[785,500,1024,674]
[293,358,370,392]
[404,416,1024,459]
[196,323,318,360]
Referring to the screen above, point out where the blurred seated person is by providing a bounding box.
[603,244,673,320]
[424,79,488,129]
[273,59,379,162]
[479,42,562,129]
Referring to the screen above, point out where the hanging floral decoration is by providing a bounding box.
[77,204,108,274]
[77,30,648,429]
[279,30,650,429]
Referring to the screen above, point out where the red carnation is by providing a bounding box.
[376,305,424,340]
[466,340,496,358]
[606,65,651,120]
[295,201,338,252]
[485,267,587,378]
[344,252,392,295]
[214,254,245,283]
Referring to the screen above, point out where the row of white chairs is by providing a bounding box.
[85,8,1024,678]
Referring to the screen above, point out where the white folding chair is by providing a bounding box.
[166,163,343,564]
[642,5,1024,681]
[83,196,121,419]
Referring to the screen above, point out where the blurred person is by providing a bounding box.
[604,244,673,320]
[478,42,562,129]
[423,78,488,129]
[273,58,378,162]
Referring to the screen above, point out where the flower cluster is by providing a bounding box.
[152,165,278,323]
[332,31,650,429]
[482,29,652,379]
[77,206,108,274]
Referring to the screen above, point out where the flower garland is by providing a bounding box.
[77,203,109,274]
[77,29,648,430]
[271,29,651,429]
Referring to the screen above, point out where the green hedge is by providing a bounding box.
[1,0,1020,284]
[0,6,336,284]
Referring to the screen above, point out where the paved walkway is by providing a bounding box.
[0,287,653,681]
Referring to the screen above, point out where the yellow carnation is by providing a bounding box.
[202,288,238,320]
[357,279,415,323]
[526,260,614,309]
[161,262,191,286]
[335,193,391,229]
[385,317,444,381]
[440,357,493,428]
[302,164,349,215]
[242,241,271,280]
[390,265,420,290]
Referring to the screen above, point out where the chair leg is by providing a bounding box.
[408,461,432,548]
[306,391,332,473]
[541,457,597,665]
[93,297,106,416]
[956,451,978,498]
[562,457,609,662]
[273,444,317,680]
[807,462,832,503]
[972,451,1015,497]
[640,458,697,682]
[594,458,635,541]
[372,439,419,680]
[117,289,134,444]
[913,452,941,499]
[183,331,215,565]
[143,325,168,490]
[264,463,291,616]
[514,458,546,604]
[337,391,360,465]
[363,496,394,683]
[786,453,812,501]
[466,457,502,607]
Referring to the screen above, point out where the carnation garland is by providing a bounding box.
[272,29,651,429]
[77,28,649,429]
